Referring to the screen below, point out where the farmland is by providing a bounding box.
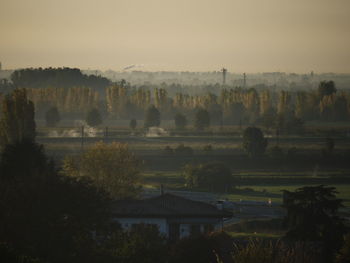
[37,122,350,209]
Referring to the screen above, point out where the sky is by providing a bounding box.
[0,0,349,73]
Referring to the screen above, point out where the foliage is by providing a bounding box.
[336,233,350,263]
[174,112,187,129]
[113,224,167,263]
[169,234,217,263]
[163,145,174,155]
[0,140,114,263]
[242,127,268,157]
[0,243,41,263]
[11,67,110,90]
[129,119,137,130]
[45,106,61,127]
[231,239,322,263]
[203,144,213,153]
[194,109,210,130]
[0,89,36,149]
[19,77,350,124]
[62,141,141,199]
[282,185,346,261]
[318,80,336,98]
[144,105,161,128]
[27,86,100,117]
[183,162,233,192]
[86,108,102,127]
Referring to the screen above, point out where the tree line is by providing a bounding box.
[20,81,350,127]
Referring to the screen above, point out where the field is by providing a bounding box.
[36,122,350,209]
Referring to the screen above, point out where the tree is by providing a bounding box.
[283,185,346,261]
[0,140,114,263]
[0,89,36,148]
[174,113,187,130]
[45,107,61,127]
[113,224,167,263]
[242,127,268,157]
[183,162,233,192]
[322,137,335,157]
[62,141,141,199]
[336,233,350,263]
[319,80,337,98]
[85,108,102,127]
[144,105,160,128]
[174,144,193,156]
[194,109,210,131]
[129,119,137,130]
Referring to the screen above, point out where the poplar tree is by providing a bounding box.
[0,88,36,148]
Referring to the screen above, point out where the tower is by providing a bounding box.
[222,68,227,85]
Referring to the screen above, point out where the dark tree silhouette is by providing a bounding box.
[242,127,268,157]
[0,89,36,148]
[183,162,233,192]
[318,80,337,98]
[86,108,102,127]
[283,185,346,262]
[11,67,110,90]
[194,109,210,131]
[0,140,113,263]
[144,105,160,128]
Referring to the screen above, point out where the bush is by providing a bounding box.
[163,146,174,155]
[243,127,268,158]
[182,162,233,192]
[175,144,193,156]
[203,144,213,153]
[86,108,102,127]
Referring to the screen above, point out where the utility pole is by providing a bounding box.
[243,73,246,88]
[81,125,85,150]
[222,68,227,86]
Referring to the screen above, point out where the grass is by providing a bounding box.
[227,232,282,239]
[35,125,350,208]
[140,171,350,207]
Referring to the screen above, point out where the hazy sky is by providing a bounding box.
[0,0,349,72]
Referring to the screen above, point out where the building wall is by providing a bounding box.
[115,217,168,236]
[114,217,223,239]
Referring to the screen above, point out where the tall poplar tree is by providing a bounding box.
[0,88,36,148]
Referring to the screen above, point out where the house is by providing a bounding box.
[111,193,232,240]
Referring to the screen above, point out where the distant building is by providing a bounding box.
[112,193,232,240]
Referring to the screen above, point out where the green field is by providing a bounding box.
[37,124,350,208]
